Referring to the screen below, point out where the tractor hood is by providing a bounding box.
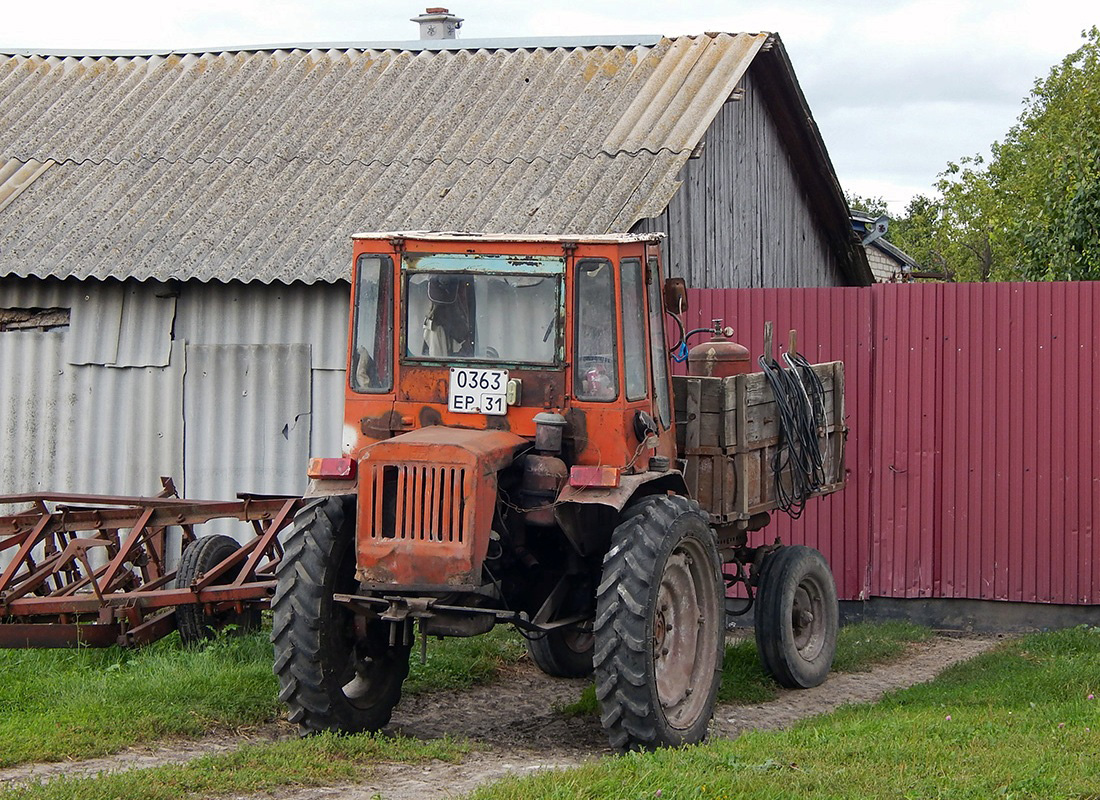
[360,426,527,473]
[355,426,528,588]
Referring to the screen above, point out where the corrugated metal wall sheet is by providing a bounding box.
[870,282,1100,604]
[1,276,347,505]
[175,281,349,370]
[183,344,312,498]
[688,282,1100,605]
[0,329,185,498]
[10,276,1095,604]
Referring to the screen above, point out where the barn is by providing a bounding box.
[0,31,868,501]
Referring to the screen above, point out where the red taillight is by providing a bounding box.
[307,457,356,480]
[569,466,621,488]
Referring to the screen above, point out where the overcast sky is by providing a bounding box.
[3,1,1096,215]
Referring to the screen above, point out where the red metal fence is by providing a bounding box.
[688,282,1100,606]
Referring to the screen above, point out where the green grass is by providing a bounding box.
[468,626,1100,800]
[0,632,280,768]
[720,621,931,704]
[406,626,528,694]
[831,620,933,672]
[0,625,526,768]
[0,733,468,800]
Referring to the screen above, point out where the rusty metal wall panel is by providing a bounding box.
[183,344,311,499]
[0,34,764,284]
[682,287,874,601]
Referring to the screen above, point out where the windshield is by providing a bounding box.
[405,271,561,365]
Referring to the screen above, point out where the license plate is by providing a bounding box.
[448,367,509,416]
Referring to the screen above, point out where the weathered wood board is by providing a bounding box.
[672,361,846,523]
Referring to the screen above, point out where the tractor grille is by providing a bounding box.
[367,463,467,543]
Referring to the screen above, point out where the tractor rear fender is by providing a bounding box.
[553,471,689,556]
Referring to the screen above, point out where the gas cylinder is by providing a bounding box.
[687,319,751,378]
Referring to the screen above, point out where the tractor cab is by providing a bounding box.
[341,232,678,470]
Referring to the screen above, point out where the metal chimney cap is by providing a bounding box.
[411,7,464,40]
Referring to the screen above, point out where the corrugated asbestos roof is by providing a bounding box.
[0,34,770,284]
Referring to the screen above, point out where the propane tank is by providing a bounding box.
[687,319,751,378]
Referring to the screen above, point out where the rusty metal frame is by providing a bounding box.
[0,479,300,647]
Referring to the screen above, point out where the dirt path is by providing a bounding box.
[0,635,1001,798]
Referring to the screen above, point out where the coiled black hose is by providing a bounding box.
[757,351,827,519]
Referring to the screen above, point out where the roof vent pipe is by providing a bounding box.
[412,7,463,40]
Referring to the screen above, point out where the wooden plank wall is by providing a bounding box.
[635,69,848,290]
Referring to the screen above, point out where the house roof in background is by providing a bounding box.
[851,210,920,273]
[0,33,865,284]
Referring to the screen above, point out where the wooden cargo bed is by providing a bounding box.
[672,361,846,525]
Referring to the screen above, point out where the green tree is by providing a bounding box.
[1007,26,1100,279]
[889,194,950,276]
[894,27,1100,281]
[844,191,890,220]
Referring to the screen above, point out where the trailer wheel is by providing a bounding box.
[594,495,724,750]
[175,534,260,645]
[271,496,411,734]
[528,626,594,678]
[754,545,838,689]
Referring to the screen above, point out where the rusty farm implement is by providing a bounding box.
[0,479,299,648]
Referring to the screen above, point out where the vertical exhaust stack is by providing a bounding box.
[412,7,463,40]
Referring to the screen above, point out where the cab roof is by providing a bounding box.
[352,231,666,245]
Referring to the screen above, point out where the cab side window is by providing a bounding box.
[351,255,394,393]
[574,259,618,402]
[621,258,648,401]
[647,255,672,428]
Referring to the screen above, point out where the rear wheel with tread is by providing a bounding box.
[528,626,594,678]
[175,534,260,646]
[271,496,411,734]
[594,495,724,750]
[754,545,838,689]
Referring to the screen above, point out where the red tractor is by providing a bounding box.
[273,232,845,750]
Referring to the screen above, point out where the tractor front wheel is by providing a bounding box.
[272,496,411,734]
[594,495,724,750]
[754,545,838,689]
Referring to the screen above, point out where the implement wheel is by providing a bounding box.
[175,534,260,645]
[594,495,724,750]
[754,545,838,689]
[528,625,594,678]
[272,496,410,734]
